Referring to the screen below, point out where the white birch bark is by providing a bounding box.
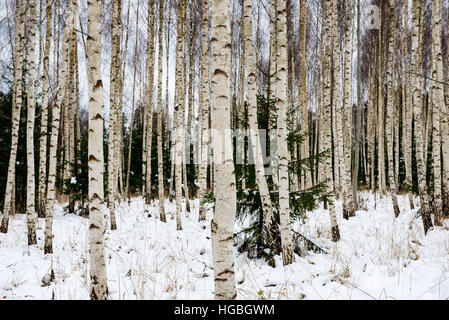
[386,0,400,217]
[38,0,53,219]
[108,0,120,230]
[44,4,73,254]
[87,0,108,300]
[411,0,433,234]
[157,0,166,222]
[198,0,210,222]
[26,0,38,245]
[276,0,295,265]
[243,0,279,250]
[430,0,443,225]
[210,0,237,300]
[0,0,25,234]
[323,0,340,242]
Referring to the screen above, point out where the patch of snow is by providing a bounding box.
[0,193,448,300]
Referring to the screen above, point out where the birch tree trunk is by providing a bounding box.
[411,0,433,234]
[174,0,186,231]
[26,0,38,245]
[125,0,140,201]
[341,0,355,219]
[157,0,166,222]
[377,3,386,195]
[198,0,210,222]
[210,0,237,300]
[298,0,311,189]
[323,0,340,242]
[87,0,108,300]
[386,0,400,217]
[443,6,449,218]
[44,4,73,254]
[145,0,155,207]
[0,0,25,234]
[276,0,296,265]
[402,0,415,210]
[108,0,121,230]
[430,0,443,225]
[243,0,279,251]
[38,0,53,219]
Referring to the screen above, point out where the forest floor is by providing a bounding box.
[1,192,449,300]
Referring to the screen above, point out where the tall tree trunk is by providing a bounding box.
[298,0,311,189]
[443,4,449,218]
[198,0,210,222]
[108,0,121,230]
[26,0,38,245]
[174,0,186,231]
[411,0,433,234]
[126,0,140,201]
[377,2,386,195]
[0,0,25,234]
[157,0,166,222]
[210,0,237,300]
[341,0,355,219]
[38,0,53,219]
[87,0,109,300]
[402,0,414,210]
[276,0,296,265]
[44,3,73,254]
[145,0,155,208]
[386,0,400,217]
[243,0,279,251]
[323,0,340,242]
[430,0,443,225]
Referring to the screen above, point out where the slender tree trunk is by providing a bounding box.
[0,0,25,234]
[386,0,400,217]
[157,0,166,222]
[145,0,155,207]
[38,0,53,219]
[125,0,140,201]
[210,0,237,300]
[174,0,186,231]
[243,0,279,251]
[341,0,355,219]
[276,0,296,265]
[44,3,73,254]
[402,0,414,210]
[411,0,433,234]
[298,0,311,189]
[323,0,340,242]
[26,0,38,245]
[430,0,443,225]
[87,0,108,300]
[198,0,210,222]
[443,5,449,218]
[108,0,121,230]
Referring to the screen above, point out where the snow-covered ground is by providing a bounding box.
[1,192,449,300]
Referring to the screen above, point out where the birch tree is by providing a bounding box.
[411,0,433,234]
[385,0,400,217]
[0,0,25,234]
[430,0,443,225]
[38,0,53,219]
[44,2,73,254]
[276,0,296,264]
[198,0,210,222]
[26,0,38,245]
[157,0,166,222]
[323,0,340,242]
[87,0,109,300]
[210,0,237,300]
[243,0,279,250]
